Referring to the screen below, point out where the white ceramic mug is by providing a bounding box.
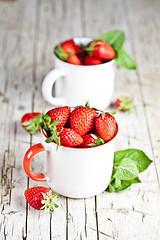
[23,125,118,199]
[42,37,115,110]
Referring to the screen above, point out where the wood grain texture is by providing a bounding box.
[0,0,160,239]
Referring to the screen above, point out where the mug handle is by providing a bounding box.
[42,69,66,106]
[23,143,47,181]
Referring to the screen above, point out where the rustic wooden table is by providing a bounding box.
[1,0,160,239]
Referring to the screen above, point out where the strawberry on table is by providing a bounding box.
[80,134,105,147]
[83,56,102,65]
[24,186,59,212]
[95,112,117,142]
[59,128,83,147]
[70,103,97,136]
[88,39,116,61]
[21,112,42,134]
[115,96,135,113]
[67,54,82,65]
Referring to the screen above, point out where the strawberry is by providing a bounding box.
[95,112,117,142]
[24,186,59,212]
[46,106,71,130]
[80,134,105,147]
[54,39,78,61]
[83,56,102,65]
[59,128,83,147]
[61,39,77,54]
[70,104,97,136]
[88,39,116,61]
[67,54,82,65]
[21,112,42,134]
[115,96,135,113]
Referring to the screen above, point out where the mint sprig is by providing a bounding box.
[108,149,152,192]
[95,29,136,70]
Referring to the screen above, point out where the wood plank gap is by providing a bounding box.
[66,197,68,240]
[50,213,52,240]
[95,196,99,240]
[84,198,87,238]
[122,0,160,191]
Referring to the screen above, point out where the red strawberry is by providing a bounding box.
[67,54,82,65]
[115,96,134,113]
[46,106,71,130]
[70,105,97,136]
[95,112,117,142]
[89,39,116,61]
[83,56,102,65]
[24,186,59,212]
[21,112,41,134]
[59,128,83,147]
[80,134,105,147]
[61,39,77,54]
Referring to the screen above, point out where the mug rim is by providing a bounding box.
[53,36,115,68]
[41,123,118,150]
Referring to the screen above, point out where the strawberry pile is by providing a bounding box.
[22,102,118,148]
[54,38,116,65]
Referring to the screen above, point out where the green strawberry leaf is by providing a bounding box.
[54,45,69,61]
[114,49,136,70]
[95,29,125,51]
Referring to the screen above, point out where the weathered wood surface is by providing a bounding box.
[0,0,160,239]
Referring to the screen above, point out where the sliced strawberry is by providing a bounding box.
[24,186,59,212]
[89,39,116,61]
[83,56,102,65]
[59,128,83,147]
[95,112,117,142]
[46,106,71,130]
[115,96,134,113]
[67,54,82,65]
[80,134,105,147]
[70,104,97,136]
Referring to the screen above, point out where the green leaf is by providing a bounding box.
[108,177,141,192]
[113,158,139,180]
[95,29,125,51]
[54,45,69,61]
[114,49,136,70]
[107,148,152,193]
[114,149,152,173]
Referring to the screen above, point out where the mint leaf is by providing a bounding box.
[114,49,136,70]
[113,158,139,180]
[95,30,125,51]
[109,177,141,192]
[114,149,152,173]
[107,149,152,193]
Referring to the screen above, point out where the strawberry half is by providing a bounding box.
[89,39,116,61]
[46,106,71,130]
[80,134,105,147]
[59,128,83,147]
[115,96,135,113]
[83,56,102,65]
[24,186,59,212]
[95,112,117,142]
[70,104,97,136]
